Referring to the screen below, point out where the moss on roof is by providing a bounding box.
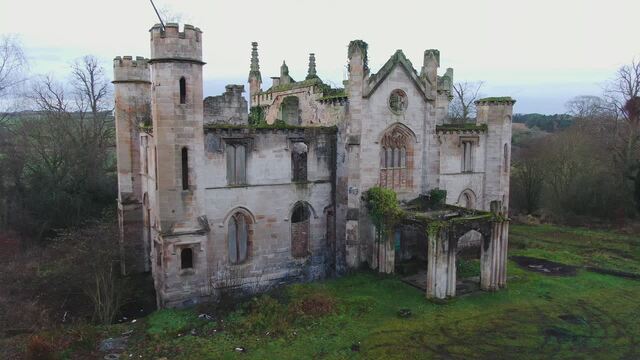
[475,96,516,104]
[264,77,324,93]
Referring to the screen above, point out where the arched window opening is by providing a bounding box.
[181,147,189,190]
[458,189,476,209]
[292,142,308,182]
[180,247,193,269]
[228,213,249,264]
[179,77,186,104]
[462,141,474,172]
[379,124,414,189]
[291,203,310,258]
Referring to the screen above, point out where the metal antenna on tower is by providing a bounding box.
[149,0,165,30]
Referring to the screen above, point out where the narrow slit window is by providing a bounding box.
[180,247,193,269]
[181,147,189,190]
[179,77,186,104]
[503,143,509,172]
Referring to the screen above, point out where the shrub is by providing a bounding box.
[26,335,55,360]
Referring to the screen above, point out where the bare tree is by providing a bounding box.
[449,81,483,123]
[566,95,610,120]
[1,56,116,238]
[0,35,28,125]
[604,59,640,211]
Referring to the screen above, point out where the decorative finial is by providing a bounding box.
[249,42,261,82]
[306,53,317,80]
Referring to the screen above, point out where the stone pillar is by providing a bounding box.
[480,201,508,291]
[377,230,395,274]
[113,55,151,274]
[426,225,456,299]
[344,40,367,269]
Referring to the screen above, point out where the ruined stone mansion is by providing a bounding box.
[114,23,513,308]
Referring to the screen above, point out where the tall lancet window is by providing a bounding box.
[181,147,189,190]
[179,77,186,104]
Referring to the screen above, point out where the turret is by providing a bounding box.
[475,97,515,211]
[113,55,151,274]
[248,42,261,104]
[148,23,205,231]
[280,60,291,85]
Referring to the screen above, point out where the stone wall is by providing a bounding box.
[203,85,248,125]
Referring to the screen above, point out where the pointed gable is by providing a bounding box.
[364,50,433,101]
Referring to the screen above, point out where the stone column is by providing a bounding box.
[377,230,395,274]
[426,225,456,299]
[480,201,508,291]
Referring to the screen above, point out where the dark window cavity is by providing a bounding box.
[179,77,186,104]
[181,147,189,190]
[291,203,310,258]
[180,247,193,269]
[292,142,308,182]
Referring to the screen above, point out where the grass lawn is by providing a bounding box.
[5,223,640,359]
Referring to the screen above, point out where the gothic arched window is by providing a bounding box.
[379,124,415,190]
[228,212,250,264]
[291,202,311,258]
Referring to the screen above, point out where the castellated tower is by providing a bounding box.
[113,56,151,274]
[149,23,210,307]
[476,97,515,211]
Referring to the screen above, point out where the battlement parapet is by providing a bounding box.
[113,56,151,83]
[149,23,203,63]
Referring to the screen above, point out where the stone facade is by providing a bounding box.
[114,23,514,307]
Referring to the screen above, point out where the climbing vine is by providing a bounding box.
[363,187,403,242]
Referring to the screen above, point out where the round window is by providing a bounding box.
[389,89,408,114]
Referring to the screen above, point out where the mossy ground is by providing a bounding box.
[3,224,640,359]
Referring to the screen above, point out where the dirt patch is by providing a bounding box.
[510,256,577,276]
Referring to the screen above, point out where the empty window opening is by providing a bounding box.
[180,247,193,269]
[291,203,311,258]
[458,189,476,209]
[226,144,247,185]
[292,142,308,182]
[228,213,249,264]
[280,96,300,125]
[179,77,186,104]
[181,147,189,190]
[462,141,474,172]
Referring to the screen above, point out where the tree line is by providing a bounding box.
[510,66,640,224]
[0,35,116,242]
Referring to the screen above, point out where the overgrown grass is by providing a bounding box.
[4,223,640,359]
[510,223,640,273]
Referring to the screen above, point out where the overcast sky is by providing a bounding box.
[1,0,638,114]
